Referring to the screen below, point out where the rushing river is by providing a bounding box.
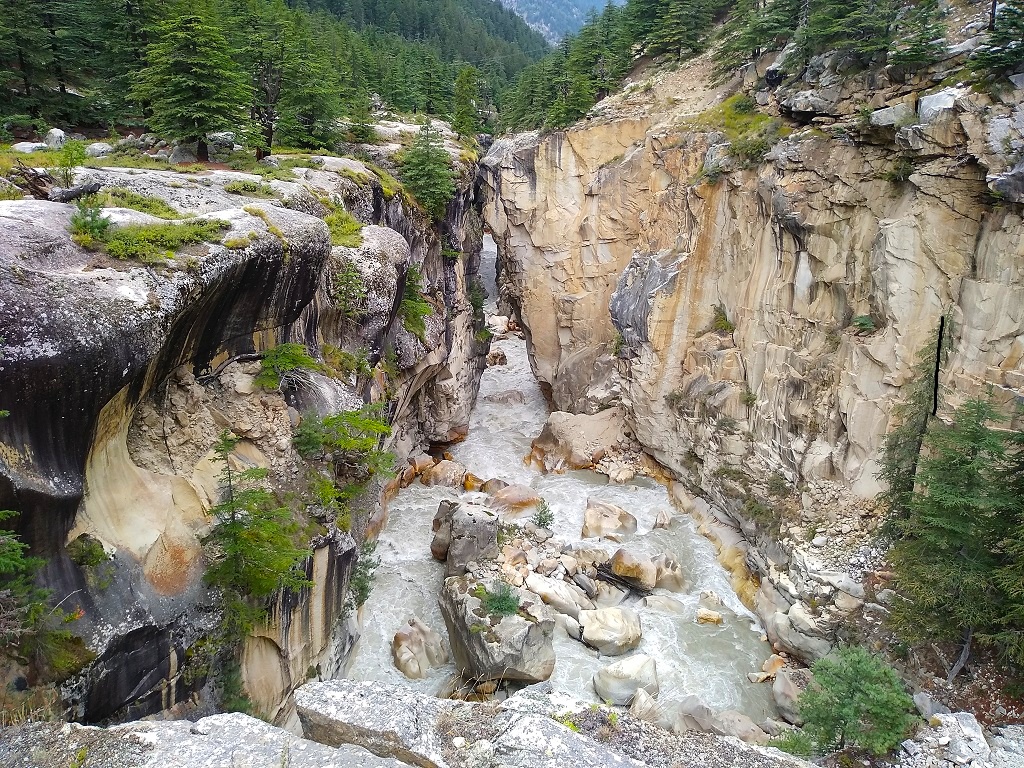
[345,236,777,723]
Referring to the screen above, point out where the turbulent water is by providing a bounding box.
[345,236,777,722]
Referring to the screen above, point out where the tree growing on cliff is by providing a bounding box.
[203,431,311,642]
[973,0,1024,77]
[399,125,455,220]
[132,13,252,160]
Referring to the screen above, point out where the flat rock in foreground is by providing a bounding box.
[0,712,403,768]
[295,678,811,768]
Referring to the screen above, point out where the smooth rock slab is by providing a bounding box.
[593,654,659,705]
[0,712,404,768]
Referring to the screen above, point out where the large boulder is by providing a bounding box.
[419,459,466,488]
[529,408,625,472]
[578,607,642,655]
[439,576,556,683]
[391,617,448,680]
[489,484,543,516]
[772,668,812,725]
[525,572,595,619]
[430,501,498,575]
[582,498,638,539]
[609,548,657,590]
[593,654,659,705]
[44,128,67,149]
[430,499,458,560]
[1,712,404,768]
[764,609,832,662]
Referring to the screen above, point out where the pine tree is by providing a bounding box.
[888,0,946,67]
[799,0,897,59]
[973,0,1024,77]
[452,66,481,137]
[132,13,253,159]
[203,431,312,637]
[649,0,714,57]
[399,124,455,220]
[799,647,917,754]
[888,396,1012,680]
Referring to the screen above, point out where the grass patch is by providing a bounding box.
[105,220,229,261]
[325,208,364,247]
[96,187,180,218]
[366,163,402,200]
[691,94,789,167]
[473,580,520,617]
[224,179,278,198]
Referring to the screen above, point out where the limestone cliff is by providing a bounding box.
[481,47,1024,658]
[0,131,488,724]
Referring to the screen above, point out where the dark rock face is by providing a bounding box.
[609,251,680,350]
[0,202,327,557]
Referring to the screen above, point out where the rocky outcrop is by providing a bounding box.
[0,143,488,723]
[392,618,449,680]
[0,713,404,768]
[438,575,556,683]
[294,678,810,768]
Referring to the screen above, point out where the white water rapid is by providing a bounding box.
[344,236,777,723]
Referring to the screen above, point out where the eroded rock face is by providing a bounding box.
[438,575,556,683]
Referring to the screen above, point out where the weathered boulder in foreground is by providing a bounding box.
[438,575,556,683]
[0,712,403,768]
[578,606,642,655]
[593,654,659,705]
[295,679,811,768]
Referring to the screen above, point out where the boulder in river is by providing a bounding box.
[484,389,526,405]
[593,654,659,705]
[609,549,657,590]
[391,618,449,680]
[488,484,542,516]
[578,606,642,655]
[439,576,556,683]
[529,408,625,472]
[420,459,467,488]
[524,572,595,619]
[581,498,638,539]
[431,501,498,576]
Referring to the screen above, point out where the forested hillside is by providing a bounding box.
[0,0,549,136]
[502,0,1024,130]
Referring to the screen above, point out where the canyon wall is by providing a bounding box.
[0,133,488,724]
[481,51,1024,659]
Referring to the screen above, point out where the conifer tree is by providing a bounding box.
[973,0,1024,76]
[203,431,311,641]
[888,396,1012,680]
[888,0,946,67]
[132,13,253,160]
[649,0,714,57]
[400,125,455,220]
[452,66,481,137]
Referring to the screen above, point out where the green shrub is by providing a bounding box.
[66,535,108,568]
[292,405,393,481]
[345,541,380,613]
[0,185,23,201]
[104,220,229,262]
[324,208,364,247]
[850,315,876,333]
[332,260,367,318]
[323,344,371,379]
[400,266,433,341]
[712,305,735,333]
[98,187,180,218]
[468,283,486,315]
[882,158,914,183]
[741,389,757,407]
[50,140,86,187]
[768,730,815,757]
[799,646,916,755]
[70,199,111,247]
[254,343,322,390]
[766,471,789,498]
[224,179,278,198]
[532,500,554,529]
[474,580,520,617]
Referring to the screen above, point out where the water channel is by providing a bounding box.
[345,235,776,723]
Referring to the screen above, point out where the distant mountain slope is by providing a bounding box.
[499,0,622,42]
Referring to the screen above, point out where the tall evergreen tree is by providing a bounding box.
[889,0,946,67]
[400,124,455,220]
[452,66,481,136]
[889,396,1013,680]
[132,13,253,159]
[649,0,714,57]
